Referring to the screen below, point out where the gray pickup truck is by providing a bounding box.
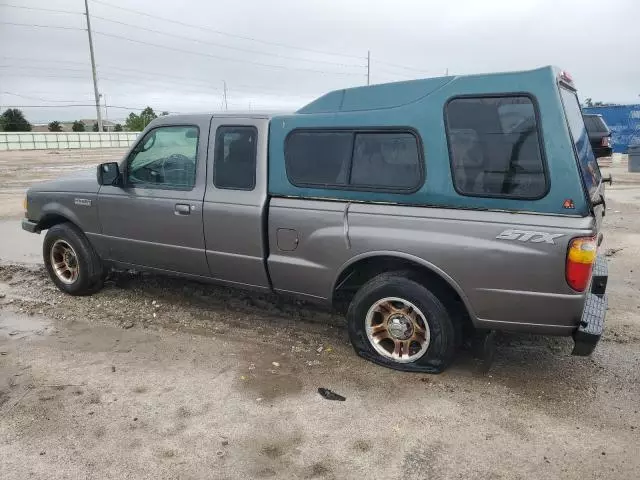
[22,66,608,372]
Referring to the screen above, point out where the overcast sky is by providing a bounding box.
[1,0,639,124]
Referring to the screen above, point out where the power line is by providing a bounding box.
[1,91,87,103]
[4,104,180,113]
[0,64,223,93]
[99,75,222,96]
[0,65,88,73]
[90,0,365,61]
[97,65,317,96]
[91,15,366,69]
[0,4,435,83]
[0,3,83,15]
[0,56,88,66]
[1,72,91,80]
[374,70,421,81]
[1,65,265,98]
[92,30,366,77]
[374,60,441,75]
[0,21,365,77]
[0,21,83,31]
[2,59,325,96]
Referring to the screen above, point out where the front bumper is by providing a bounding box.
[572,255,608,356]
[21,218,40,234]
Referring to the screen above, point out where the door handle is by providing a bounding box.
[174,203,191,215]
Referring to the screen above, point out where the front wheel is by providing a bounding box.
[43,223,104,296]
[347,272,457,373]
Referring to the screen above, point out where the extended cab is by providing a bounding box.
[22,66,608,373]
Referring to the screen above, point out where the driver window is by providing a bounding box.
[127,126,199,189]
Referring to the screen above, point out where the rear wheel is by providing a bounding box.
[347,272,457,373]
[43,223,104,295]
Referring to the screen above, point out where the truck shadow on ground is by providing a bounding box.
[1,263,611,402]
[105,271,607,389]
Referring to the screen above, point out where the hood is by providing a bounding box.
[29,167,99,194]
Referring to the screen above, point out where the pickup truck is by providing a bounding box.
[22,66,608,373]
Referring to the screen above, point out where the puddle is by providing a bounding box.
[0,220,43,265]
[0,311,51,339]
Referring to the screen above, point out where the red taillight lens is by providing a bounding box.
[566,236,597,291]
[601,137,611,147]
[559,71,573,84]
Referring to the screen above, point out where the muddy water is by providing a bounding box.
[0,311,51,339]
[0,220,42,265]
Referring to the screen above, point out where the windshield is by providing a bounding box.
[560,88,601,197]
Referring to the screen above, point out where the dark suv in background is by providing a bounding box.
[583,113,612,158]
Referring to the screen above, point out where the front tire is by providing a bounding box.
[43,223,104,296]
[347,272,457,373]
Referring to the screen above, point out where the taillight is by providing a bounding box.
[601,137,611,147]
[566,236,597,291]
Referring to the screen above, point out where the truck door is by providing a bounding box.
[97,119,209,276]
[202,117,270,290]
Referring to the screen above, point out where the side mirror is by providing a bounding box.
[97,162,121,186]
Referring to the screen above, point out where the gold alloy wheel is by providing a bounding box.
[50,239,79,285]
[365,297,431,363]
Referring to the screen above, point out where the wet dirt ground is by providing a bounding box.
[0,149,639,479]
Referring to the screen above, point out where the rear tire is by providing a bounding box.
[347,272,457,373]
[43,223,104,296]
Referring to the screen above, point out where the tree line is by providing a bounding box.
[0,106,167,132]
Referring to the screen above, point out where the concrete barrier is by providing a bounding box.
[0,132,139,151]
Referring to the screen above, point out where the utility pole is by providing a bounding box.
[101,93,109,125]
[101,93,113,143]
[223,81,228,111]
[84,0,103,132]
[367,50,371,86]
[445,67,449,76]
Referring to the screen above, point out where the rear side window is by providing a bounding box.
[214,126,257,190]
[560,89,602,196]
[285,129,423,192]
[351,133,421,189]
[285,131,352,186]
[445,96,547,199]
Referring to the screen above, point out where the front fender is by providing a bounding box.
[29,192,100,234]
[40,202,84,229]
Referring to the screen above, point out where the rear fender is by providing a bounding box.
[332,250,478,323]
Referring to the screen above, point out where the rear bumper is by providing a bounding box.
[21,218,40,234]
[572,255,608,356]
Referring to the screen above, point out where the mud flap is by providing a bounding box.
[471,330,496,372]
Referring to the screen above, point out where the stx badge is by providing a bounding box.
[496,229,564,244]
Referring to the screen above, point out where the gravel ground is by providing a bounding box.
[0,150,639,479]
